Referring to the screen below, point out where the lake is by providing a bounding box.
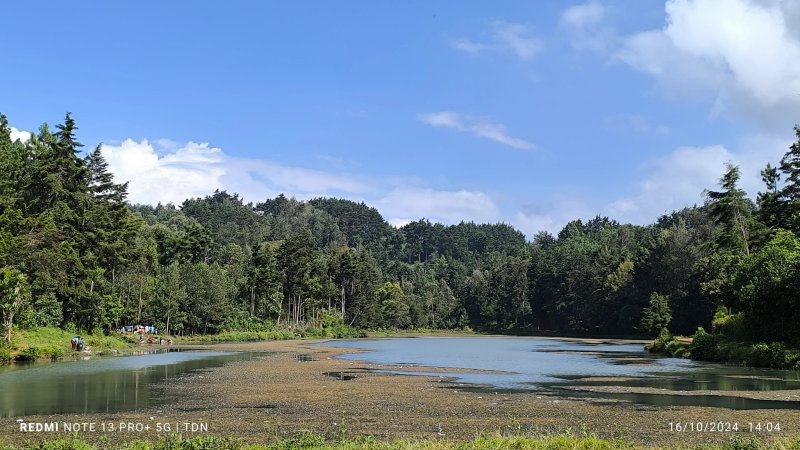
[314,337,800,410]
[0,350,255,417]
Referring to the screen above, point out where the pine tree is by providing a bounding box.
[705,163,753,255]
[779,126,800,233]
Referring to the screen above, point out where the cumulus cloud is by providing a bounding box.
[606,134,792,223]
[9,127,31,143]
[616,0,800,124]
[418,111,534,150]
[451,21,543,61]
[101,138,511,232]
[101,139,368,206]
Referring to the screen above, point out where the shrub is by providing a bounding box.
[39,346,64,361]
[689,327,725,361]
[15,346,42,361]
[0,347,11,363]
[712,309,748,340]
[724,435,764,450]
[748,342,788,368]
[645,332,671,354]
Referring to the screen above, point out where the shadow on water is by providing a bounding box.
[0,351,260,417]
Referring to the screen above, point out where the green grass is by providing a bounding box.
[363,328,479,339]
[646,330,800,370]
[2,327,134,362]
[0,434,797,450]
[176,330,297,344]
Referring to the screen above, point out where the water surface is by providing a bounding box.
[0,350,254,417]
[315,337,800,410]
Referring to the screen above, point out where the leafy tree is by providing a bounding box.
[153,264,187,335]
[0,268,31,343]
[375,282,409,328]
[733,231,800,345]
[640,293,672,337]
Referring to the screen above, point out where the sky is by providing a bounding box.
[2,0,800,237]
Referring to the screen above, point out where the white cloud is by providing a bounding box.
[375,188,500,227]
[560,1,616,54]
[492,21,543,60]
[451,21,543,61]
[451,37,487,54]
[561,1,606,30]
[9,127,31,143]
[511,195,593,236]
[419,111,534,150]
[101,138,511,233]
[606,134,792,223]
[101,139,368,205]
[616,0,800,123]
[606,145,732,223]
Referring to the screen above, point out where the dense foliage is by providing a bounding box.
[1,114,799,348]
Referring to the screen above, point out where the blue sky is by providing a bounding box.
[3,1,800,236]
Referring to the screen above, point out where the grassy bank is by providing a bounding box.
[0,327,134,363]
[0,323,369,361]
[176,325,366,344]
[363,328,479,338]
[647,329,800,370]
[1,434,795,450]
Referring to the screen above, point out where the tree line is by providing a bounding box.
[1,114,799,348]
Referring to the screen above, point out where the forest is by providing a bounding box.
[1,113,800,353]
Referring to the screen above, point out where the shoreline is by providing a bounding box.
[1,337,799,447]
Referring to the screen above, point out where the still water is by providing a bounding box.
[0,350,254,417]
[315,337,800,410]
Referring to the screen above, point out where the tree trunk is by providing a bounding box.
[250,286,255,317]
[137,278,144,323]
[3,314,13,344]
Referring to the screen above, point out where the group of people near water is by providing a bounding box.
[141,334,173,346]
[70,336,87,352]
[118,325,173,346]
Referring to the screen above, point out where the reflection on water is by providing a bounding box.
[314,337,800,410]
[0,351,254,417]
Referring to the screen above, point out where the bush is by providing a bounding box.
[0,347,11,363]
[712,309,748,340]
[645,332,671,353]
[748,342,788,368]
[15,346,42,361]
[178,330,296,344]
[39,345,64,361]
[329,325,366,339]
[689,327,724,361]
[724,435,764,450]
